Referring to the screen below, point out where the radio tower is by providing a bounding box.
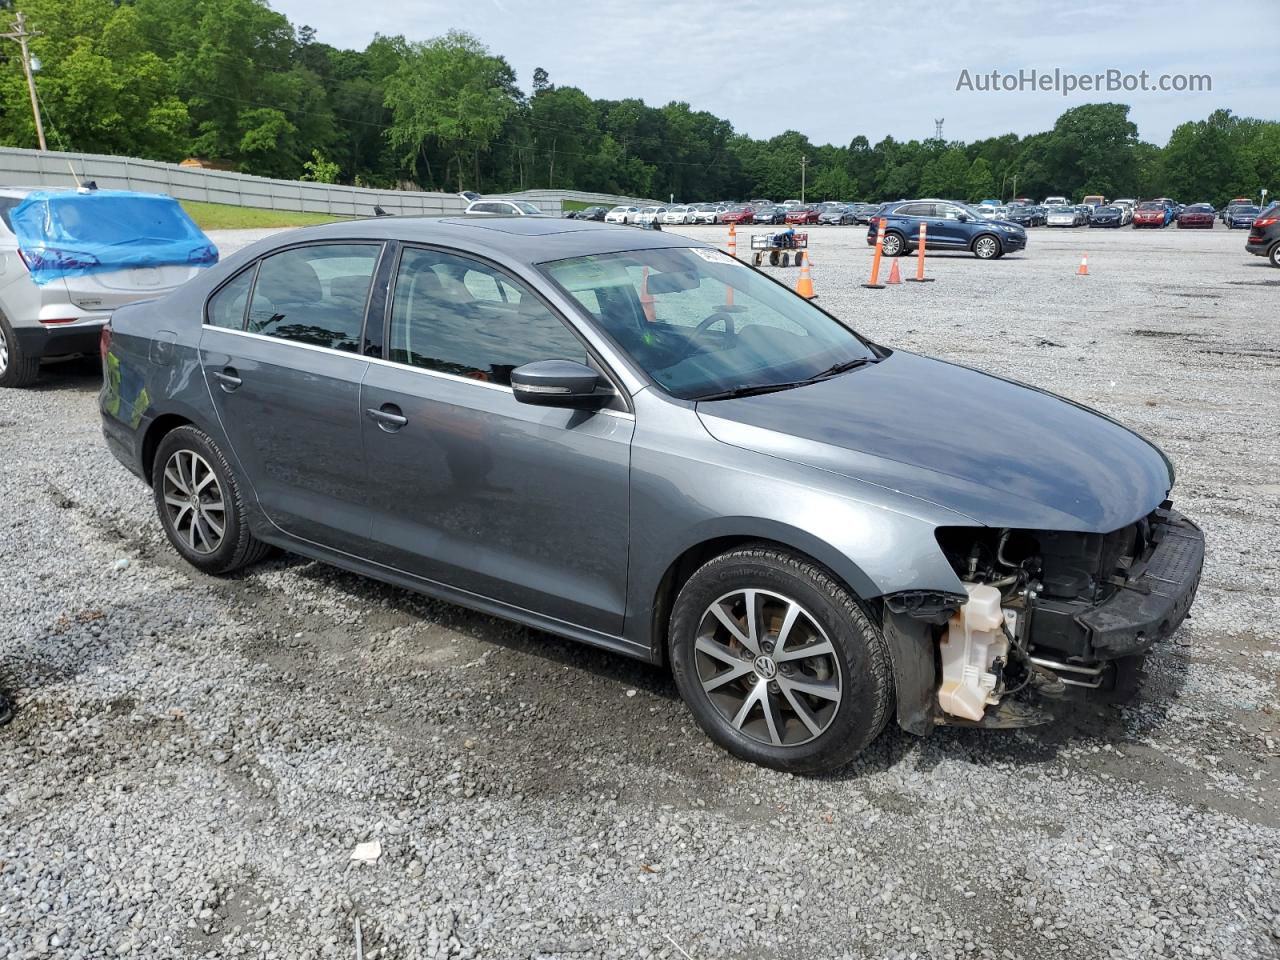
[934,118,944,141]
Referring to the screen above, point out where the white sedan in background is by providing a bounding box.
[662,205,697,224]
[1046,205,1084,227]
[691,203,721,224]
[635,206,667,226]
[605,205,639,224]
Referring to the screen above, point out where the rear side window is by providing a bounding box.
[246,243,380,353]
[207,268,254,330]
[388,247,586,386]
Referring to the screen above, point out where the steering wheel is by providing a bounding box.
[671,311,737,362]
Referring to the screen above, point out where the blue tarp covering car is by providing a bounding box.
[9,189,217,286]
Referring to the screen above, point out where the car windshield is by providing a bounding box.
[1238,206,1261,215]
[542,247,877,401]
[1098,206,1120,214]
[1137,202,1164,210]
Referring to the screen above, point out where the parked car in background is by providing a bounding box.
[565,206,607,221]
[1222,198,1253,222]
[817,205,856,225]
[1027,205,1049,226]
[1088,205,1124,228]
[976,205,1008,221]
[1132,201,1172,228]
[785,206,820,225]
[850,203,881,224]
[1081,195,1106,209]
[1176,204,1216,229]
[662,205,697,225]
[867,199,1027,259]
[1112,200,1135,225]
[1074,205,1095,224]
[464,199,544,216]
[1245,203,1280,267]
[753,205,786,225]
[605,205,639,225]
[1046,205,1084,227]
[634,206,668,226]
[100,215,1200,772]
[1004,205,1037,227]
[719,204,755,225]
[0,188,217,388]
[1226,205,1261,229]
[691,203,721,224]
[1043,195,1069,207]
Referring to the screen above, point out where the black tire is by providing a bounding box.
[151,425,272,575]
[780,252,791,267]
[972,234,1000,259]
[1270,242,1280,268]
[881,231,906,257]
[669,545,893,773]
[0,313,41,388]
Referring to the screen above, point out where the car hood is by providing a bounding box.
[696,351,1173,532]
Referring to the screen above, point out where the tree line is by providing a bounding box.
[2,0,1277,207]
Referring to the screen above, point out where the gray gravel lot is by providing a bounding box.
[2,223,1279,960]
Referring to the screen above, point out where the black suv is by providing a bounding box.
[1245,203,1280,267]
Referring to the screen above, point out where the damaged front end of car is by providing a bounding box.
[883,502,1205,734]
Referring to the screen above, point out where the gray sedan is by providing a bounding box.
[100,216,1203,772]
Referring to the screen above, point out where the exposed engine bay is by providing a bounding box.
[887,501,1205,730]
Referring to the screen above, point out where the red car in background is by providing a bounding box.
[785,206,820,225]
[719,204,755,225]
[1176,204,1215,229]
[1132,201,1172,228]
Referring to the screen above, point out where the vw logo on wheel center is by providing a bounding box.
[753,655,778,680]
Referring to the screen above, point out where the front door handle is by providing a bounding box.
[366,404,408,432]
[214,368,242,391]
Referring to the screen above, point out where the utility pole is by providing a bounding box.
[800,155,807,204]
[2,12,47,151]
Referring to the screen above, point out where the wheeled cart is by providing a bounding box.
[749,231,808,267]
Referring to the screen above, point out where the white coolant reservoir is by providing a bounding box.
[937,583,1009,722]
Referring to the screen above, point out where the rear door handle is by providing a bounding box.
[366,404,408,431]
[214,368,242,391]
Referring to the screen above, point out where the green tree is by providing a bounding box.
[384,30,518,191]
[965,157,997,202]
[919,147,969,198]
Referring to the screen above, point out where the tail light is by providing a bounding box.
[187,243,219,266]
[1255,216,1278,228]
[19,247,101,273]
[99,323,112,359]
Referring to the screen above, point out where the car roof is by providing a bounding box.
[256,215,711,265]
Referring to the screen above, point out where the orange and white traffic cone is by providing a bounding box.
[906,222,934,282]
[886,258,902,285]
[1077,252,1089,276]
[794,251,816,299]
[727,223,738,260]
[862,217,887,289]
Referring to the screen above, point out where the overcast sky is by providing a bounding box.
[271,0,1278,147]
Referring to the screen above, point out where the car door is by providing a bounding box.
[929,203,974,248]
[199,241,385,553]
[359,245,634,635]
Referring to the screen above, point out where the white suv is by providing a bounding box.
[0,187,215,388]
[463,199,544,216]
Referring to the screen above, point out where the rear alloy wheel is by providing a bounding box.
[973,234,1000,259]
[881,231,905,257]
[1271,243,1280,268]
[670,546,893,773]
[152,425,272,575]
[0,314,41,388]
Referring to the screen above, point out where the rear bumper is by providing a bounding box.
[12,319,107,360]
[1027,510,1204,662]
[1246,235,1275,256]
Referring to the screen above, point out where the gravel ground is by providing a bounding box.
[2,223,1278,960]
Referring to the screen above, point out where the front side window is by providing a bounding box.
[389,247,586,386]
[543,247,876,401]
[207,267,254,329]
[247,243,380,352]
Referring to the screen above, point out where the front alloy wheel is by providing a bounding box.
[974,235,1000,259]
[693,589,841,747]
[670,545,893,773]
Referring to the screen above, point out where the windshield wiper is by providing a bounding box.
[799,356,878,384]
[694,357,878,402]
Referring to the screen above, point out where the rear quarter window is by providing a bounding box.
[0,197,20,233]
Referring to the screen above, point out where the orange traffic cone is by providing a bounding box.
[640,267,656,322]
[795,251,815,299]
[728,222,738,259]
[1077,252,1089,276]
[886,258,902,285]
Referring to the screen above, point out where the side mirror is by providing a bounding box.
[511,359,606,407]
[957,213,972,222]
